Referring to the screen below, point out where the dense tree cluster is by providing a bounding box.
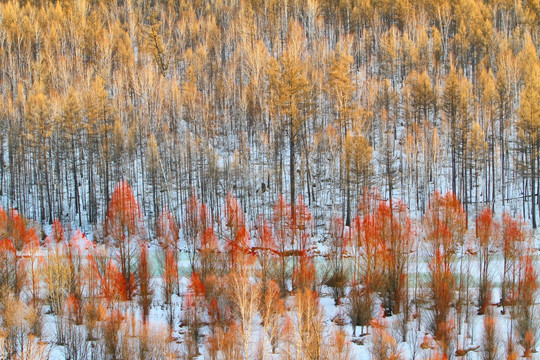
[0,0,539,358]
[0,0,539,230]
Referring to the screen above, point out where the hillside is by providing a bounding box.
[0,0,539,359]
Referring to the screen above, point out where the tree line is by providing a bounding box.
[0,0,539,231]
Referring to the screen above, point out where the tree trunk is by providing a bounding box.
[531,147,536,228]
[289,117,296,213]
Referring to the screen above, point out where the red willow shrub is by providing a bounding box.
[500,213,525,313]
[138,244,153,324]
[475,208,499,314]
[104,181,146,300]
[427,249,456,353]
[516,254,538,357]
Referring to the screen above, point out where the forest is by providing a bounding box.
[0,0,539,358]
